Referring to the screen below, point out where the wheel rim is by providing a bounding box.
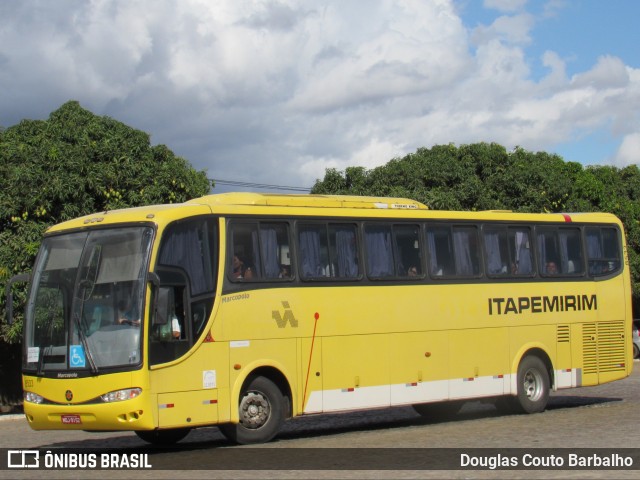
[239,390,271,429]
[522,368,544,402]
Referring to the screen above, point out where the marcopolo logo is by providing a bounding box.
[7,450,40,469]
[272,301,298,328]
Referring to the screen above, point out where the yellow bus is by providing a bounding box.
[5,193,634,445]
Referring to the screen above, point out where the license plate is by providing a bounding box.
[61,414,82,425]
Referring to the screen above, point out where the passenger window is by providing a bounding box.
[427,226,454,276]
[427,225,480,277]
[536,227,584,276]
[364,224,422,279]
[298,223,359,280]
[484,226,533,276]
[453,226,480,276]
[229,222,291,281]
[394,225,422,278]
[586,227,621,276]
[365,225,394,278]
[152,217,217,366]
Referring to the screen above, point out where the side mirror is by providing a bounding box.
[154,287,171,326]
[4,273,30,326]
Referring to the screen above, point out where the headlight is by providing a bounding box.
[100,388,142,403]
[24,391,44,404]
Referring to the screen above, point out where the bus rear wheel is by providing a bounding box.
[219,376,285,445]
[513,356,550,414]
[135,427,191,445]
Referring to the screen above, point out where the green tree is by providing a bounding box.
[1,101,212,344]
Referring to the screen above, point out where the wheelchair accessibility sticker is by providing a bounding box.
[69,345,86,368]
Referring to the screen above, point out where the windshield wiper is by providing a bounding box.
[73,310,99,374]
[37,345,51,377]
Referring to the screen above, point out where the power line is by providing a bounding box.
[210,178,312,193]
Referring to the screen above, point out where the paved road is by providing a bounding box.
[1,363,639,479]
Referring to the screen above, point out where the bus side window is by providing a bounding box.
[152,217,217,366]
[329,224,359,278]
[394,224,422,278]
[536,227,584,276]
[509,228,533,275]
[298,223,360,280]
[427,226,453,277]
[298,224,330,279]
[586,227,621,276]
[364,224,394,278]
[452,226,480,276]
[229,221,291,281]
[484,227,509,275]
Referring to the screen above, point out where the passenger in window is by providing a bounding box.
[408,266,418,276]
[279,265,290,278]
[545,261,558,275]
[232,254,253,280]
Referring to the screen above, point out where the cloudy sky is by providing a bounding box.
[1,0,639,193]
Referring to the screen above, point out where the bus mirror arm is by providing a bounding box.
[4,273,30,326]
[148,272,172,328]
[148,272,170,326]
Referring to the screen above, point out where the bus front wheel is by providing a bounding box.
[219,376,285,445]
[513,356,550,414]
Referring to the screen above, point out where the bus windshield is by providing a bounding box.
[24,226,154,374]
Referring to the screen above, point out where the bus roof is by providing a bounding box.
[187,192,428,210]
[45,192,623,233]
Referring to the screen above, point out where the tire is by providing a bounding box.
[135,428,191,445]
[218,376,285,445]
[633,343,639,359]
[412,400,463,420]
[512,356,550,414]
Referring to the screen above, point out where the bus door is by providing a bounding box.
[148,217,221,429]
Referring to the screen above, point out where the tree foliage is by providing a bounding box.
[312,142,640,312]
[1,101,212,343]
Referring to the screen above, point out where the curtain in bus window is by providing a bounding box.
[558,232,570,273]
[334,227,358,278]
[515,231,533,274]
[586,231,603,258]
[537,233,547,273]
[159,223,212,295]
[250,230,262,277]
[299,229,322,277]
[453,229,474,275]
[260,227,281,278]
[558,229,583,274]
[365,227,394,277]
[586,228,606,275]
[484,230,504,274]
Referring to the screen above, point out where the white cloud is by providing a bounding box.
[0,0,638,191]
[471,13,535,46]
[614,133,640,167]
